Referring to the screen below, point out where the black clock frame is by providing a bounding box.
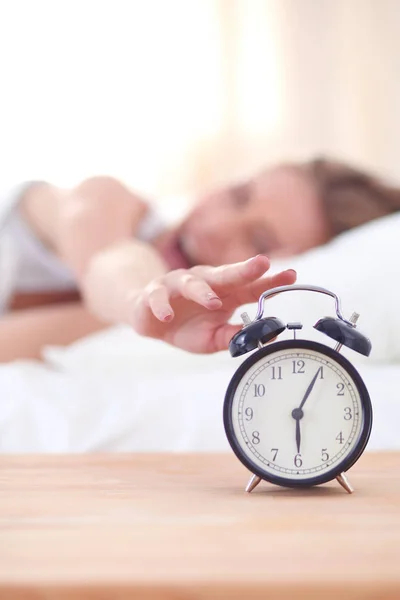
[223,339,373,489]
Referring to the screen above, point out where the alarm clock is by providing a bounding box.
[223,284,372,494]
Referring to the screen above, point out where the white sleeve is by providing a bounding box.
[0,182,37,312]
[0,182,37,231]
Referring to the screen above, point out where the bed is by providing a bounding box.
[0,212,399,453]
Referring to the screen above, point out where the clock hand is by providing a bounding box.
[291,366,322,458]
[298,366,323,410]
[295,418,301,454]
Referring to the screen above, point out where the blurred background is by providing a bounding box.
[0,0,399,455]
[1,0,400,218]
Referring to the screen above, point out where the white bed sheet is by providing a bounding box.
[0,326,398,453]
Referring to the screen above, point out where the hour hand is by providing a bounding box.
[291,407,303,453]
[295,418,301,454]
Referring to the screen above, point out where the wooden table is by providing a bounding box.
[0,452,399,599]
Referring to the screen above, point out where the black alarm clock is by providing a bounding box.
[223,284,372,494]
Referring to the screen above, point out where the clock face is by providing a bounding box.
[224,340,372,487]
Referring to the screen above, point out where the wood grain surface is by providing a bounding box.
[0,452,399,599]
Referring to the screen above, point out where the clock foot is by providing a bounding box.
[336,472,354,494]
[245,474,262,493]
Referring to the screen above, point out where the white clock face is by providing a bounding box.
[228,344,367,482]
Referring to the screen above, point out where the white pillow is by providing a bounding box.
[237,213,400,364]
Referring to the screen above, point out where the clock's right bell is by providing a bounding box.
[314,317,371,356]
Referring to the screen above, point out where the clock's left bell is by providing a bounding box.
[229,317,286,357]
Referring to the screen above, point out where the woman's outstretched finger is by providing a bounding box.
[197,254,271,291]
[174,274,222,309]
[232,269,297,306]
[146,285,175,322]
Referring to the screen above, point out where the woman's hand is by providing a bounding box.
[129,255,296,353]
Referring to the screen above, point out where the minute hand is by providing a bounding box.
[298,367,322,410]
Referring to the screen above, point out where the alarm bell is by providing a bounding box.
[229,317,286,357]
[314,316,371,356]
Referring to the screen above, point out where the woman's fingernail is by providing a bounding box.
[286,269,297,275]
[162,312,173,322]
[249,254,268,262]
[207,292,221,302]
[206,293,222,308]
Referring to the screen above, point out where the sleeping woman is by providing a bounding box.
[0,157,399,361]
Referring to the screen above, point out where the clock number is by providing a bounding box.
[245,407,253,421]
[294,454,302,467]
[292,360,305,374]
[321,449,329,462]
[271,366,283,380]
[271,448,279,461]
[336,431,344,444]
[253,384,265,397]
[344,407,353,420]
[252,431,260,445]
[337,383,345,396]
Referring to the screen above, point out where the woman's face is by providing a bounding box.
[161,166,330,269]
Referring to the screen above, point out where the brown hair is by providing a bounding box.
[308,157,400,238]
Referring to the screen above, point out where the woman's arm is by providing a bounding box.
[21,176,149,273]
[21,177,168,323]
